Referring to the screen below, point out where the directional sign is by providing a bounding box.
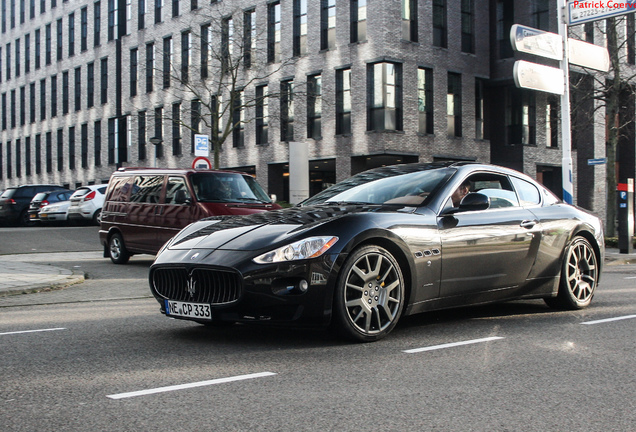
[513,61,565,95]
[194,134,209,157]
[587,157,608,165]
[567,1,636,26]
[510,24,563,60]
[568,38,611,72]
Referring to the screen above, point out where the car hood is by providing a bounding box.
[167,204,401,252]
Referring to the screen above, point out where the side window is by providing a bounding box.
[471,174,519,209]
[15,187,35,198]
[107,176,132,202]
[165,176,190,204]
[510,176,541,206]
[129,175,164,203]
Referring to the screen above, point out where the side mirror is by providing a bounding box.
[270,194,277,203]
[174,189,191,205]
[458,192,490,211]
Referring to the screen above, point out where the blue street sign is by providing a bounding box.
[587,157,607,166]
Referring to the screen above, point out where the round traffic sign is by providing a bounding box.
[192,156,212,170]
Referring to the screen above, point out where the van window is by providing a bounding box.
[130,176,164,203]
[107,176,133,202]
[165,177,191,204]
[190,172,271,203]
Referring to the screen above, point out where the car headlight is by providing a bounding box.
[253,236,339,264]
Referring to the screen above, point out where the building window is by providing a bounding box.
[15,139,21,178]
[507,88,536,145]
[221,16,233,72]
[35,134,41,174]
[130,48,137,97]
[107,117,116,164]
[146,42,154,93]
[29,82,35,122]
[307,74,322,139]
[201,24,210,78]
[68,126,75,170]
[5,43,9,80]
[418,67,433,134]
[19,86,25,125]
[81,123,88,168]
[68,12,75,56]
[162,36,171,88]
[39,78,45,120]
[447,72,462,137]
[80,7,87,51]
[15,38,19,77]
[293,0,307,57]
[107,0,116,41]
[172,0,178,17]
[25,137,30,177]
[154,0,161,24]
[628,14,635,65]
[533,0,549,31]
[154,107,163,158]
[138,0,145,29]
[74,66,81,111]
[255,85,268,145]
[336,68,351,135]
[46,131,52,173]
[138,111,146,160]
[181,31,190,83]
[45,23,51,64]
[24,34,30,73]
[280,79,294,142]
[87,61,94,108]
[232,90,244,148]
[35,28,40,69]
[1,0,5,32]
[461,0,474,53]
[584,22,594,43]
[546,95,559,148]
[268,2,280,63]
[172,102,181,155]
[6,141,11,179]
[351,0,367,43]
[50,74,57,117]
[56,18,62,61]
[94,1,101,46]
[0,46,2,82]
[475,78,485,140]
[244,9,255,68]
[62,71,68,115]
[402,0,417,42]
[367,62,402,131]
[321,0,336,50]
[100,57,107,104]
[190,100,200,153]
[94,120,101,166]
[433,0,447,48]
[497,0,513,58]
[10,89,16,128]
[1,92,5,130]
[57,128,63,171]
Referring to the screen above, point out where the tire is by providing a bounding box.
[332,245,405,342]
[92,209,102,226]
[545,236,598,310]
[108,233,130,264]
[19,209,36,227]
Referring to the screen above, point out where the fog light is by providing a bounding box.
[299,279,309,293]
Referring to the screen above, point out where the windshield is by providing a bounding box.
[190,172,271,203]
[301,165,454,207]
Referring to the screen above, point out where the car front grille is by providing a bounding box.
[151,267,242,304]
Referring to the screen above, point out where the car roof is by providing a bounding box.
[111,167,251,176]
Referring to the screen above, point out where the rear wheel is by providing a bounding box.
[108,233,130,264]
[332,245,405,342]
[545,236,598,310]
[92,209,102,225]
[19,209,36,227]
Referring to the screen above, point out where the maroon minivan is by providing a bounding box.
[99,168,281,264]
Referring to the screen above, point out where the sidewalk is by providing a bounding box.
[0,248,634,298]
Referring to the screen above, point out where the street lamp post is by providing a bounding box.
[149,137,163,168]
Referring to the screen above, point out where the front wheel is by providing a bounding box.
[332,245,405,342]
[545,236,598,310]
[108,233,130,264]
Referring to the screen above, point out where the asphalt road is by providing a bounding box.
[1,226,636,431]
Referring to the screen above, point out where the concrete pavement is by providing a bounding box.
[0,248,634,300]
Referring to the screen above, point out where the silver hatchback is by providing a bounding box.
[67,184,109,225]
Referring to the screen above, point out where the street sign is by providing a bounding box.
[587,157,608,165]
[192,156,212,170]
[568,38,610,71]
[510,24,563,60]
[513,60,565,95]
[194,134,209,157]
[567,1,636,26]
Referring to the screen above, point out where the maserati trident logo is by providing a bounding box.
[186,276,196,298]
[191,252,200,260]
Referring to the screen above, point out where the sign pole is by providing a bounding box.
[558,0,574,204]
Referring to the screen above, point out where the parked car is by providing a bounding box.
[149,162,604,342]
[0,184,65,226]
[67,184,109,225]
[99,168,281,264]
[39,200,72,224]
[28,189,74,223]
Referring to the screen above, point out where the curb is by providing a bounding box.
[0,269,85,297]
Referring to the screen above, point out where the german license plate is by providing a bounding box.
[165,300,212,320]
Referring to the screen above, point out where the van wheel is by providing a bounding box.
[108,233,130,264]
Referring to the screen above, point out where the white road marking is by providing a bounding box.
[107,372,278,400]
[403,336,504,354]
[624,277,636,279]
[0,328,67,336]
[581,315,636,325]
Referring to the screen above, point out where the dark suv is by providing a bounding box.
[0,185,65,226]
[27,189,74,223]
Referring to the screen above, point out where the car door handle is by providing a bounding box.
[520,220,537,229]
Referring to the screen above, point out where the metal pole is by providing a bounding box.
[558,0,574,204]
